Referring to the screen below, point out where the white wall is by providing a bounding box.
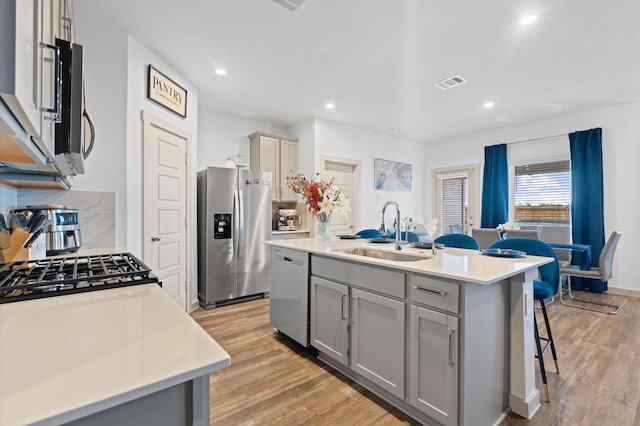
[74,19,202,255]
[72,16,128,248]
[196,108,287,171]
[288,118,316,178]
[125,36,199,256]
[309,118,427,229]
[423,102,640,293]
[74,19,202,305]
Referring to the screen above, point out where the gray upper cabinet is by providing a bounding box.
[249,131,298,202]
[1,0,75,189]
[1,0,50,166]
[0,0,71,165]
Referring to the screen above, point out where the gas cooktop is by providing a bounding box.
[0,253,160,304]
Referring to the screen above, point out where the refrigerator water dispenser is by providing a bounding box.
[214,214,232,239]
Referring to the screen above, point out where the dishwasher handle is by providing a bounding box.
[275,253,304,267]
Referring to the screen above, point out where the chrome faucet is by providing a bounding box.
[380,200,402,250]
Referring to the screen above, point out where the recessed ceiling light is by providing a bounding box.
[519,15,537,25]
[215,69,227,76]
[483,101,495,109]
[325,103,335,109]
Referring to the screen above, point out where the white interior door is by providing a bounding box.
[320,156,361,236]
[142,112,190,310]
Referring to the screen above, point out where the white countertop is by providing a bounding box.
[0,283,231,425]
[272,229,309,235]
[265,238,552,284]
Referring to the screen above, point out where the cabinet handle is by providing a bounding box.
[40,43,62,123]
[414,286,448,297]
[449,330,456,366]
[341,294,348,319]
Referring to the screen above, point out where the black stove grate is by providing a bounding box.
[0,252,160,304]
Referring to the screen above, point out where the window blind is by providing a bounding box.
[441,177,468,234]
[514,160,570,223]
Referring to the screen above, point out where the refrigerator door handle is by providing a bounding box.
[237,188,244,254]
[234,190,240,257]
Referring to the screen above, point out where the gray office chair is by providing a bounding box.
[559,231,622,315]
[504,229,540,240]
[448,224,462,234]
[471,228,501,249]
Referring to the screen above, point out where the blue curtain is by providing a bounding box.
[480,144,508,228]
[570,128,606,292]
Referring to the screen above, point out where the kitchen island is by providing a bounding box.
[266,238,552,425]
[0,283,230,425]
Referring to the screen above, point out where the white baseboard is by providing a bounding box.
[189,300,200,312]
[606,286,640,298]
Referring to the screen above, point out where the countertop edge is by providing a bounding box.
[37,360,230,426]
[0,284,231,426]
[265,238,553,285]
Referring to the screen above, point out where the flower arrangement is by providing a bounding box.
[497,221,520,239]
[496,222,520,233]
[286,172,350,219]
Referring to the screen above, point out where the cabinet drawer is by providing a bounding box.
[311,255,405,298]
[410,275,459,314]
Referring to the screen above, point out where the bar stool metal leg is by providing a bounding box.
[533,315,550,402]
[540,300,560,374]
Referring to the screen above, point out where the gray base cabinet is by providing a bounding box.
[310,276,349,365]
[310,257,406,400]
[408,305,458,426]
[351,288,405,399]
[307,254,510,426]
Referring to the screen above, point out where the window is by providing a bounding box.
[512,160,571,243]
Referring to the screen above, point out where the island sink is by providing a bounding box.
[339,248,430,262]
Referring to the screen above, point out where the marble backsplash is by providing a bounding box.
[0,185,17,221]
[16,190,116,250]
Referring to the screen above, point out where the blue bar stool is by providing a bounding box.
[434,234,479,250]
[355,229,382,239]
[489,238,560,401]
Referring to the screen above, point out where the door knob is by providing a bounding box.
[151,236,161,242]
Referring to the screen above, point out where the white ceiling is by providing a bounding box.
[74,0,640,143]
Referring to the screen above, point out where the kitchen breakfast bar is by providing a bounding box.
[266,238,552,426]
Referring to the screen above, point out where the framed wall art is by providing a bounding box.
[374,158,412,191]
[147,65,187,118]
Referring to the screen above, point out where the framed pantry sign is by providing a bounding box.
[147,65,187,118]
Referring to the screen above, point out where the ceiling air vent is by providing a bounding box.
[272,0,307,12]
[434,75,467,90]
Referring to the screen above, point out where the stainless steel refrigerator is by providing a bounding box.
[197,166,272,309]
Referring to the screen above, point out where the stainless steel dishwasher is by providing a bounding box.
[269,246,310,347]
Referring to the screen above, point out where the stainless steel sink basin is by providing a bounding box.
[339,248,430,262]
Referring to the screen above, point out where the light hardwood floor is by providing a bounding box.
[190,291,640,425]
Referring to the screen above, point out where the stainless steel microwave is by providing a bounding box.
[54,38,94,176]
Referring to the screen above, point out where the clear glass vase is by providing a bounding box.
[316,212,332,241]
